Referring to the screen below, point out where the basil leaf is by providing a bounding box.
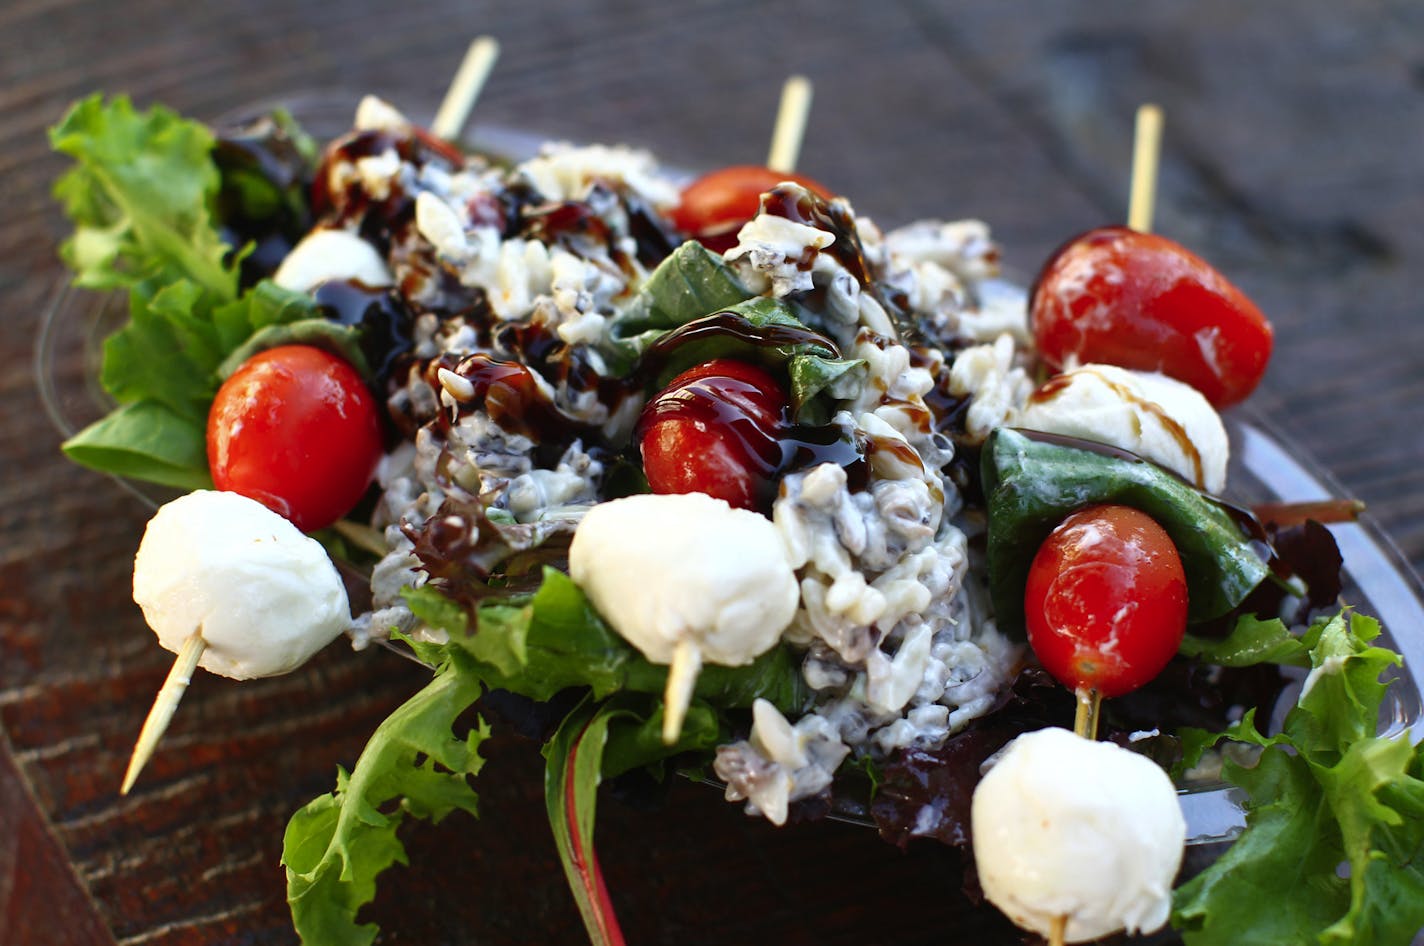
[603,241,752,370]
[982,427,1270,634]
[636,297,865,422]
[218,316,370,380]
[61,399,213,490]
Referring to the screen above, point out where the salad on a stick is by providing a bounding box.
[45,60,1424,946]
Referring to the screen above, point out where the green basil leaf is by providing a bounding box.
[61,399,213,490]
[613,240,751,339]
[218,316,370,380]
[982,427,1270,634]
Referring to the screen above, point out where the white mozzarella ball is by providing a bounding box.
[971,727,1185,942]
[1019,364,1229,493]
[132,491,351,679]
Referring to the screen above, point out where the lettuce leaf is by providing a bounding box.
[1179,613,1316,668]
[50,95,327,487]
[50,94,237,299]
[462,568,810,713]
[1172,612,1424,946]
[282,660,489,946]
[543,695,720,945]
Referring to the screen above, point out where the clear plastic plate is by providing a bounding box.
[35,94,1424,850]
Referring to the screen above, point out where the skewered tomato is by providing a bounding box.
[207,344,383,533]
[637,358,786,512]
[671,166,830,253]
[1030,226,1273,407]
[1024,504,1188,697]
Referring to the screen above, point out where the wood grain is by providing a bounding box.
[3,1,1422,944]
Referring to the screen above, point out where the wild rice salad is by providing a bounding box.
[50,90,1424,946]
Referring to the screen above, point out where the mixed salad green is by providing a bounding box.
[48,93,1424,945]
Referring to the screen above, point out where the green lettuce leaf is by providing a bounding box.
[283,662,489,946]
[1172,612,1424,946]
[462,568,810,713]
[50,94,236,299]
[1179,613,1316,668]
[982,427,1271,634]
[51,95,325,489]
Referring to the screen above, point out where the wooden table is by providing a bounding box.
[4,2,1422,943]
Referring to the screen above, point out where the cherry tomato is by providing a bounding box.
[207,345,383,533]
[1030,226,1273,407]
[637,358,786,512]
[670,166,831,253]
[1024,504,1188,698]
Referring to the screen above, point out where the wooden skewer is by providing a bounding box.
[1072,686,1102,741]
[766,74,814,174]
[431,36,501,142]
[1048,913,1068,946]
[662,638,702,745]
[121,631,206,794]
[1127,103,1164,233]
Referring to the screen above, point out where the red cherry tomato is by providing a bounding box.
[1030,226,1273,407]
[637,358,786,512]
[1024,504,1188,698]
[207,345,383,532]
[670,166,831,253]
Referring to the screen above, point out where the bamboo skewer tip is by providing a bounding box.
[661,638,703,745]
[1048,914,1068,946]
[1127,103,1165,233]
[766,74,814,175]
[431,36,502,143]
[121,631,206,795]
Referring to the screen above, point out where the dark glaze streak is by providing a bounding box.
[636,376,867,507]
[1028,368,1207,489]
[636,311,841,384]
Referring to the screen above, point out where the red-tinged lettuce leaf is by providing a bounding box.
[543,695,719,946]
[1172,612,1424,946]
[282,663,489,946]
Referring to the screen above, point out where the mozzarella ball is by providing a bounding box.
[132,490,351,679]
[273,228,393,293]
[971,727,1185,942]
[1018,364,1229,493]
[568,493,799,666]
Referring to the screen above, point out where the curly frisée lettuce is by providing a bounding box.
[1172,611,1424,946]
[282,664,490,946]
